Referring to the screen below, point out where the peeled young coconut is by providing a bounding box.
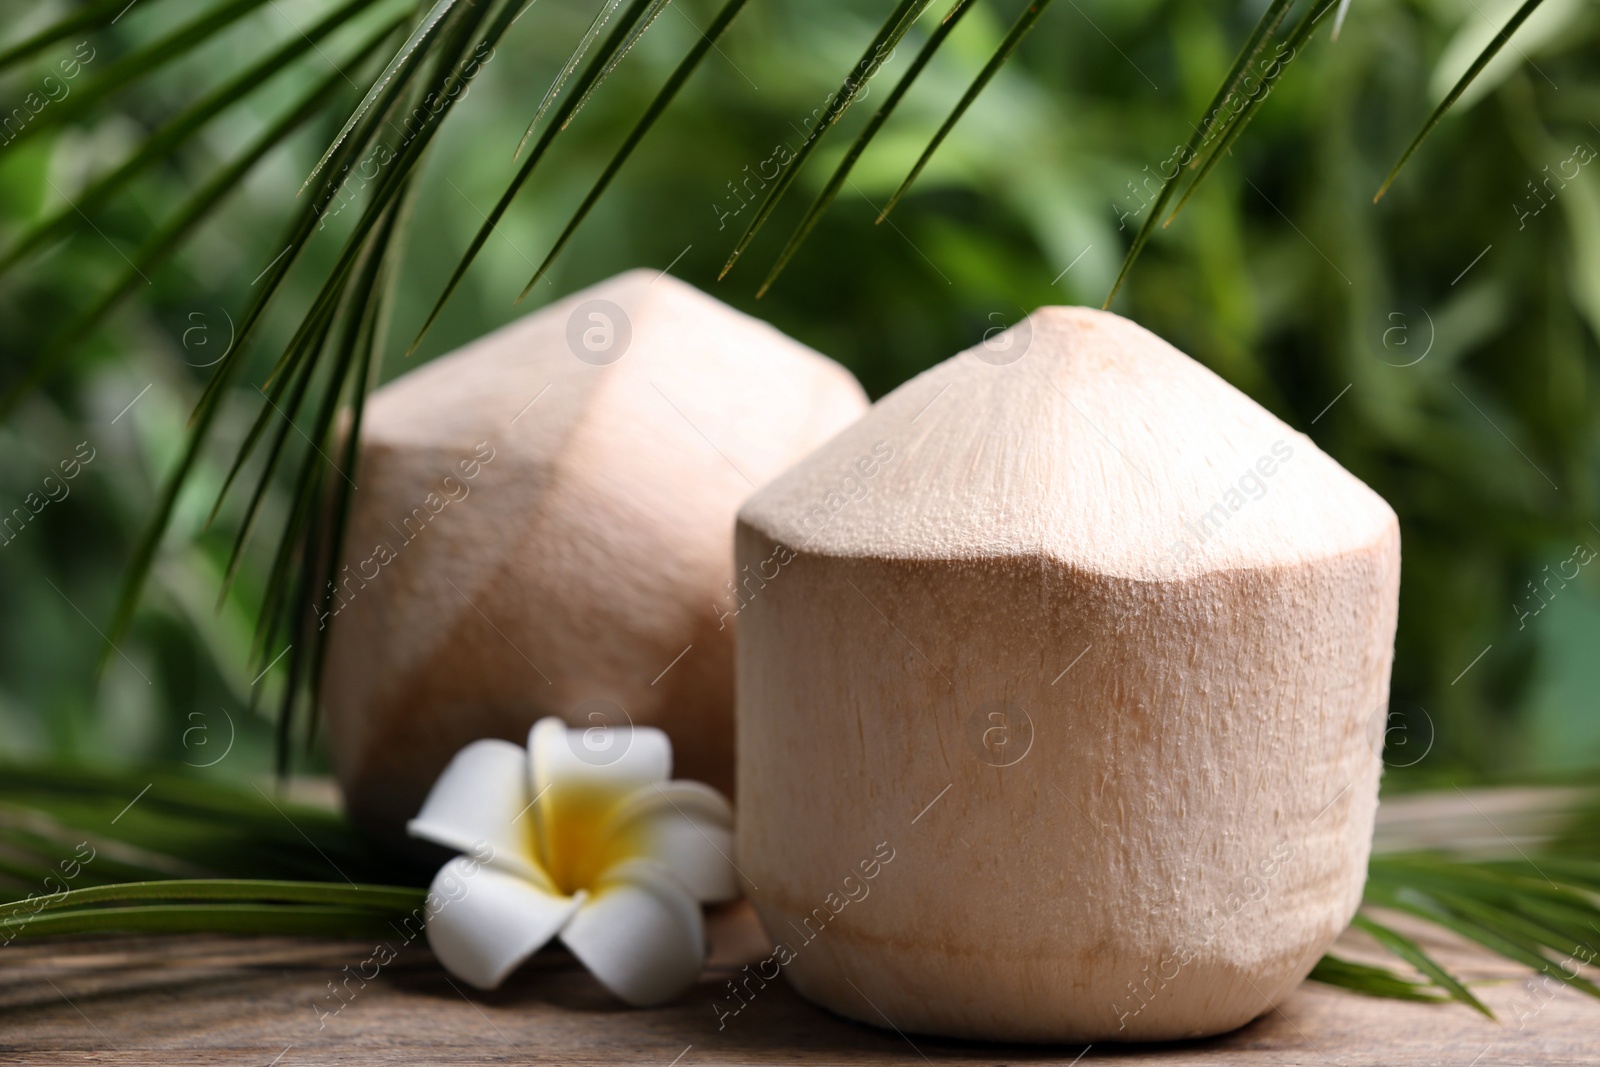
[734,307,1399,1043]
[320,269,868,841]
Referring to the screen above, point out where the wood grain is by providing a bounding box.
[1,902,1593,1065]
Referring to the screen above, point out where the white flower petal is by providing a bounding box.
[423,856,581,990]
[527,716,674,892]
[405,738,549,887]
[605,781,739,903]
[528,715,671,792]
[559,858,705,1006]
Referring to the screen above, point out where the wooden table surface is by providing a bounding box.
[1,900,1594,1066]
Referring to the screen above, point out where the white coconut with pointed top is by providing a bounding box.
[321,270,868,840]
[735,306,1400,1042]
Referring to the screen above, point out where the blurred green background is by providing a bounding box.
[0,0,1596,787]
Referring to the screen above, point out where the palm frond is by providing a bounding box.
[560,0,676,130]
[0,0,167,75]
[1159,0,1336,228]
[264,192,407,772]
[0,878,423,919]
[1307,954,1447,1002]
[523,0,755,293]
[1350,913,1494,1018]
[302,211,398,758]
[0,24,397,422]
[0,876,427,943]
[3,903,407,941]
[717,0,935,281]
[304,0,467,188]
[205,31,428,542]
[0,0,388,276]
[213,0,516,760]
[756,0,978,298]
[0,765,426,941]
[216,163,403,597]
[519,0,628,154]
[2,0,289,154]
[409,0,663,353]
[1311,800,1600,1011]
[1102,0,1301,308]
[873,0,1053,227]
[217,327,322,597]
[0,762,418,885]
[90,21,417,673]
[105,0,497,669]
[1373,0,1545,202]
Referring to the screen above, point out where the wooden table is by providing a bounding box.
[2,901,1594,1066]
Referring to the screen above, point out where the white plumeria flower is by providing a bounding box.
[406,717,737,1005]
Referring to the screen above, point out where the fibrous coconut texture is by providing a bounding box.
[735,307,1400,1043]
[321,270,868,842]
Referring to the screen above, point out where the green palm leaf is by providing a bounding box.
[3,903,404,940]
[217,331,324,597]
[757,0,978,297]
[302,217,398,757]
[2,0,289,154]
[205,26,431,545]
[304,0,467,189]
[1308,789,1600,1010]
[0,0,391,276]
[0,878,423,919]
[1101,0,1299,308]
[1350,913,1494,1018]
[259,194,405,767]
[0,762,416,884]
[873,0,1053,227]
[0,29,393,422]
[0,0,169,75]
[107,0,501,664]
[522,0,755,293]
[717,0,935,281]
[1374,0,1546,202]
[1160,0,1336,228]
[559,0,677,131]
[240,1,514,752]
[518,0,629,155]
[408,0,663,353]
[1307,954,1447,1002]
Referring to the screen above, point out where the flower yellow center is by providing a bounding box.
[533,778,644,897]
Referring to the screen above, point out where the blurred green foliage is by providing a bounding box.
[0,0,1596,784]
